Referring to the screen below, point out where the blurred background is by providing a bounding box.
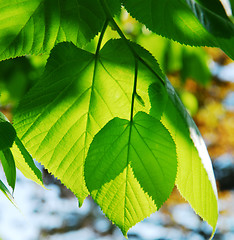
[0,7,234,240]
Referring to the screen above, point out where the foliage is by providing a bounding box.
[0,0,233,238]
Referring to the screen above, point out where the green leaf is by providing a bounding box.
[0,179,17,206]
[158,78,218,237]
[12,136,43,187]
[148,82,168,120]
[13,39,163,205]
[0,0,121,61]
[0,148,16,190]
[122,0,234,59]
[85,112,177,235]
[0,112,16,150]
[135,92,145,107]
[185,0,234,37]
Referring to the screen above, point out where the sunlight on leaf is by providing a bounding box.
[13,37,218,237]
[85,112,177,235]
[13,39,163,205]
[159,78,218,237]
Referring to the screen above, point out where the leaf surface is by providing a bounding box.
[0,149,16,190]
[0,112,16,150]
[13,39,163,205]
[0,0,120,61]
[85,112,177,235]
[123,0,234,59]
[158,78,218,237]
[13,36,218,235]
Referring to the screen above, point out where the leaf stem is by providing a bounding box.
[130,59,138,122]
[95,19,109,56]
[99,0,164,85]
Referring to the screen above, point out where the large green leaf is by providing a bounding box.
[13,39,163,205]
[0,112,16,150]
[134,36,218,235]
[0,0,120,61]
[122,0,234,59]
[185,0,234,37]
[13,38,218,236]
[158,78,218,237]
[85,112,177,235]
[0,149,16,190]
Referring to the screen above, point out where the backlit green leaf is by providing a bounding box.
[85,112,177,235]
[13,39,163,205]
[0,148,16,190]
[158,78,218,237]
[123,0,234,59]
[0,0,120,61]
[13,37,218,236]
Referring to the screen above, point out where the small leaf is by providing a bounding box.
[185,0,234,38]
[85,112,177,235]
[0,179,17,207]
[148,82,168,120]
[159,78,218,237]
[135,92,145,107]
[0,112,16,150]
[0,149,16,190]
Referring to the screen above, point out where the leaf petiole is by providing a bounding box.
[130,58,138,122]
[95,19,109,56]
[99,0,164,85]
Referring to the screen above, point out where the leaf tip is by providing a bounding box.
[78,198,84,208]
